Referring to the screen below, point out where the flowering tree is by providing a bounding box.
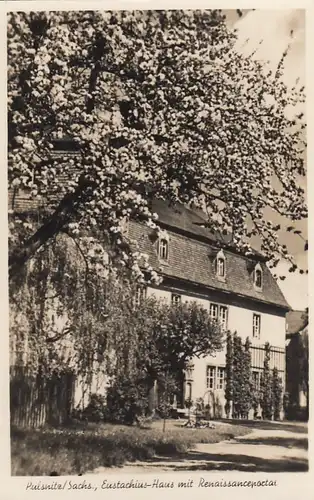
[8,9,307,284]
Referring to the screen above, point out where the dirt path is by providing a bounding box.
[92,427,308,473]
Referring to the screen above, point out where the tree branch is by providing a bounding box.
[46,326,72,343]
[9,175,96,278]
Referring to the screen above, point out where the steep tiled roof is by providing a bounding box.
[9,184,290,310]
[151,199,232,245]
[286,310,308,335]
[150,199,265,259]
[129,219,290,310]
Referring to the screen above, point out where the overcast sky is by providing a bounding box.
[229,9,307,310]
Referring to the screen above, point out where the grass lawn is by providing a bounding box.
[11,419,251,476]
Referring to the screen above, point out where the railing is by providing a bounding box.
[250,344,285,372]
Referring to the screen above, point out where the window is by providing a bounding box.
[252,370,261,390]
[206,366,225,390]
[135,286,147,307]
[217,367,225,390]
[254,264,263,290]
[215,250,226,279]
[217,258,225,277]
[219,305,228,330]
[171,293,181,306]
[157,234,169,261]
[206,366,216,389]
[209,303,228,329]
[209,303,219,321]
[253,313,261,338]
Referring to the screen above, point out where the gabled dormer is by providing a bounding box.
[215,249,226,282]
[253,262,263,291]
[156,229,169,262]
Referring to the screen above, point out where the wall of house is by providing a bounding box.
[147,283,286,348]
[147,282,286,418]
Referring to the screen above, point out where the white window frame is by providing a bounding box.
[206,366,216,389]
[254,263,263,290]
[217,367,225,390]
[206,366,226,390]
[253,313,261,339]
[219,305,228,330]
[135,285,147,307]
[171,293,182,306]
[158,238,169,260]
[209,303,228,330]
[215,250,226,280]
[209,303,219,322]
[157,230,170,261]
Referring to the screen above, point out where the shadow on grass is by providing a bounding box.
[237,437,308,450]
[222,419,308,434]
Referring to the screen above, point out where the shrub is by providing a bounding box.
[272,367,283,421]
[106,377,148,425]
[71,393,107,423]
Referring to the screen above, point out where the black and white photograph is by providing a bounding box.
[7,6,308,478]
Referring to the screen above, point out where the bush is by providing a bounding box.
[71,393,107,423]
[106,377,148,425]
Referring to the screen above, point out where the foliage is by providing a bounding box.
[260,342,273,420]
[130,298,223,407]
[286,308,309,418]
[241,337,253,417]
[106,376,149,425]
[231,333,252,418]
[224,330,233,418]
[72,393,107,423]
[8,9,307,282]
[272,367,283,421]
[251,389,261,419]
[286,326,308,418]
[9,236,223,413]
[11,421,251,475]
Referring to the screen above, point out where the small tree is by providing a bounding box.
[229,334,252,419]
[224,330,233,418]
[232,333,243,419]
[251,389,261,419]
[106,376,148,425]
[241,337,253,418]
[272,367,283,421]
[261,342,273,420]
[156,372,178,432]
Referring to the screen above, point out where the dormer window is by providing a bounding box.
[254,263,263,290]
[157,230,169,261]
[158,238,168,260]
[215,250,226,280]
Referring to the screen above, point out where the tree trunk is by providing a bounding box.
[163,417,166,432]
[147,379,157,415]
[9,177,95,278]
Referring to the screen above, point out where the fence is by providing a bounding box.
[250,344,285,372]
[10,366,75,428]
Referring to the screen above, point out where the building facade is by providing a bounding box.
[129,200,290,418]
[9,189,290,421]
